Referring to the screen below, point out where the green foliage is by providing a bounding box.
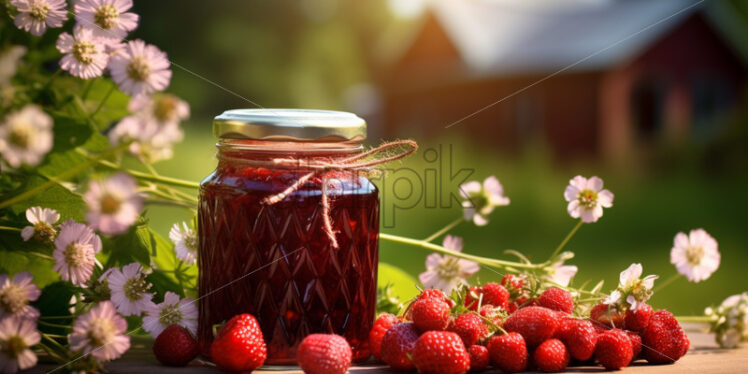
[378,262,419,303]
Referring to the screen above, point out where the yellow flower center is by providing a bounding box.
[159,303,183,326]
[32,222,56,242]
[100,193,121,215]
[73,41,96,64]
[1,335,26,359]
[64,243,88,267]
[30,4,50,21]
[685,245,704,266]
[123,276,149,302]
[87,318,116,347]
[126,56,151,82]
[154,95,178,123]
[0,285,27,314]
[436,257,460,280]
[8,124,32,148]
[94,5,119,30]
[577,189,598,209]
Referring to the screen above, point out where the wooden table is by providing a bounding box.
[31,324,747,373]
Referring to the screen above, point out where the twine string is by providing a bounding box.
[261,140,418,248]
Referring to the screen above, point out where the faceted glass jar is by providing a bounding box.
[197,139,379,364]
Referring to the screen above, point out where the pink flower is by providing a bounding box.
[460,176,510,226]
[10,0,67,36]
[0,272,41,320]
[418,235,480,293]
[74,0,138,42]
[0,316,40,373]
[21,206,59,243]
[56,26,109,79]
[68,301,130,362]
[108,40,171,96]
[0,105,53,168]
[142,292,197,338]
[563,175,614,223]
[670,228,720,283]
[105,263,154,316]
[169,222,197,265]
[53,220,102,286]
[84,173,143,235]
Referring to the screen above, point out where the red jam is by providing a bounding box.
[197,142,379,364]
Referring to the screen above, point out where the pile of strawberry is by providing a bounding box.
[370,276,690,373]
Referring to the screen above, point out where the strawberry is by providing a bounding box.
[480,283,510,310]
[626,330,642,360]
[210,314,267,372]
[537,288,574,314]
[380,322,420,371]
[533,339,570,372]
[468,345,489,372]
[464,286,482,311]
[369,313,400,362]
[641,310,689,364]
[410,297,451,333]
[152,325,199,366]
[556,319,598,361]
[297,334,352,374]
[487,332,528,373]
[448,313,488,347]
[590,303,624,328]
[412,331,470,374]
[501,274,524,291]
[595,328,633,370]
[503,306,559,348]
[624,303,653,332]
[418,288,455,307]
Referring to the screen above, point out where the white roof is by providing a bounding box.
[426,0,747,75]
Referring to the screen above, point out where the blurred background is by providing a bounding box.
[129,0,748,315]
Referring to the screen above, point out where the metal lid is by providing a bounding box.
[213,109,367,142]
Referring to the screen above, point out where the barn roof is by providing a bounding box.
[424,0,748,75]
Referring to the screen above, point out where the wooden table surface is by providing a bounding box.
[31,323,747,373]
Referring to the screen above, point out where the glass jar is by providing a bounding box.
[197,109,379,364]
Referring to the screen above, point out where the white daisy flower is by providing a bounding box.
[108,94,188,163]
[460,176,510,226]
[68,301,130,362]
[108,40,171,97]
[21,206,59,243]
[0,105,53,168]
[563,175,614,223]
[612,263,658,311]
[670,228,720,283]
[544,259,578,287]
[53,219,102,286]
[0,316,40,373]
[705,292,748,348]
[169,222,197,265]
[418,235,479,293]
[10,0,67,36]
[83,173,143,235]
[56,26,109,79]
[74,0,138,42]
[0,272,41,320]
[142,292,197,338]
[105,263,154,316]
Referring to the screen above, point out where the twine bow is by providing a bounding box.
[262,139,418,249]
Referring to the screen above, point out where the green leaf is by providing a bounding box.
[377,262,419,302]
[100,224,153,267]
[7,176,86,222]
[32,281,76,341]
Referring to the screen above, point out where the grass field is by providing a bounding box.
[145,123,748,316]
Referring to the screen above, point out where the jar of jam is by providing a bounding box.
[197,109,379,364]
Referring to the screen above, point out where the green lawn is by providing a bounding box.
[146,124,748,316]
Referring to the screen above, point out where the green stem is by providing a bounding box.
[550,220,584,260]
[37,320,72,329]
[84,155,200,189]
[379,232,540,270]
[653,273,682,293]
[0,144,129,210]
[28,251,54,261]
[0,226,21,232]
[80,79,94,100]
[41,333,71,357]
[40,315,74,320]
[42,68,62,91]
[88,83,115,120]
[423,217,464,243]
[144,163,159,176]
